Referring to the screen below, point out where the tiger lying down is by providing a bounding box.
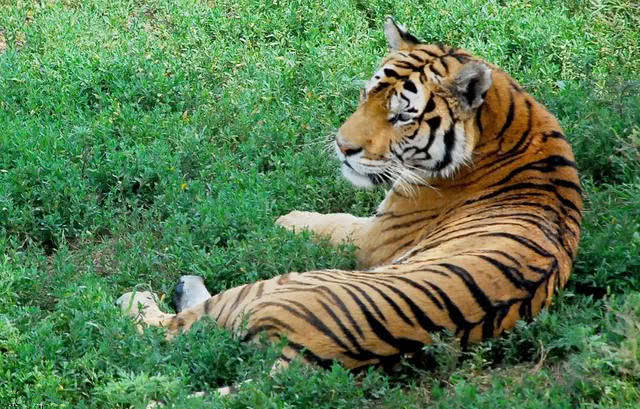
[118,17,582,391]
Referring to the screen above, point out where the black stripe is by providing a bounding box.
[399,30,420,45]
[397,231,491,262]
[252,316,296,334]
[287,341,333,369]
[257,300,306,320]
[424,95,436,113]
[462,77,478,107]
[339,284,387,323]
[255,282,265,298]
[384,68,406,79]
[460,329,471,348]
[243,324,281,342]
[475,102,484,133]
[285,300,369,361]
[404,79,417,93]
[381,214,438,232]
[483,299,525,340]
[502,99,532,155]
[494,200,580,230]
[342,286,423,353]
[429,63,444,77]
[393,276,444,309]
[478,232,553,257]
[528,261,557,282]
[420,48,440,58]
[317,285,365,338]
[437,263,495,313]
[551,178,582,194]
[474,254,536,291]
[490,155,577,187]
[228,284,251,315]
[542,130,566,141]
[372,82,391,94]
[278,354,292,363]
[509,80,522,92]
[376,282,443,333]
[508,215,563,247]
[439,56,449,73]
[371,222,435,253]
[472,182,581,214]
[425,115,441,131]
[496,92,515,140]
[519,299,532,321]
[472,249,523,267]
[214,298,231,324]
[394,61,420,71]
[356,281,416,327]
[317,299,375,357]
[421,117,441,157]
[407,127,420,140]
[421,220,533,245]
[433,126,456,171]
[424,281,476,331]
[409,52,425,63]
[482,311,497,340]
[376,208,435,219]
[427,207,555,236]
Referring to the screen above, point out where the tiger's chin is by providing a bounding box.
[341,164,390,189]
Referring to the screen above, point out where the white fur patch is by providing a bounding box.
[341,164,374,188]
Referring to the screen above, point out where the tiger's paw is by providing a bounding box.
[116,290,165,334]
[276,210,319,233]
[173,275,212,313]
[116,290,160,317]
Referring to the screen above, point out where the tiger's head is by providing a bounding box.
[336,18,493,188]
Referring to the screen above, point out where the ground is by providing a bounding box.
[0,0,639,408]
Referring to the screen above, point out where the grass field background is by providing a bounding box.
[1,0,639,407]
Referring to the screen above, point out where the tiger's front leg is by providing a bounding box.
[276,210,370,248]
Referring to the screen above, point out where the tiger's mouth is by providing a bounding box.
[335,138,393,188]
[367,171,392,185]
[341,161,392,188]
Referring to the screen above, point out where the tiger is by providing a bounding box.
[118,17,583,377]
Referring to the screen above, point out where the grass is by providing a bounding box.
[1,0,639,407]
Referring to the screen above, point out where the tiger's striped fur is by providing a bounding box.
[119,18,582,371]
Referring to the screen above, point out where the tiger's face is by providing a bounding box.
[336,18,493,188]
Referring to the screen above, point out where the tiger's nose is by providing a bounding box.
[337,143,363,156]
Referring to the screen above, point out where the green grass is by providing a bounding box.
[1,0,639,407]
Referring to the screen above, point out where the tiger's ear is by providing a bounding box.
[448,62,493,111]
[384,17,419,51]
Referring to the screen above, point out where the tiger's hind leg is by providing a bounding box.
[116,277,217,339]
[118,276,296,398]
[136,275,303,372]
